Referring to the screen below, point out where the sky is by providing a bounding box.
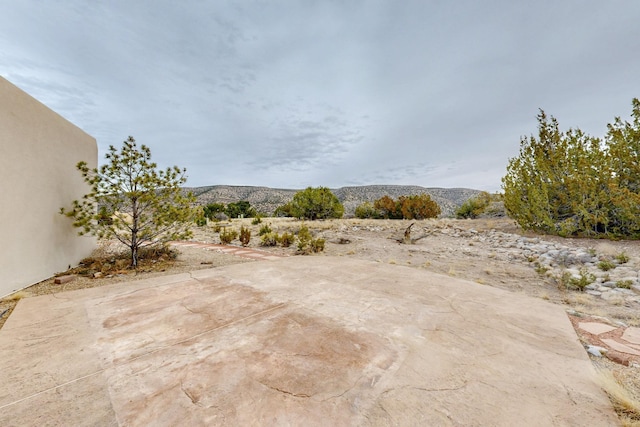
[2,1,640,191]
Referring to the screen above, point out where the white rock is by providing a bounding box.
[586,345,607,357]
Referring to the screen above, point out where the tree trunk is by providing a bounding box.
[131,244,138,268]
[402,222,415,244]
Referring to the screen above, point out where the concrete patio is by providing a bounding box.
[0,257,618,425]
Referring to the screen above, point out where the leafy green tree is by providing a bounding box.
[288,187,344,220]
[274,202,293,217]
[606,98,640,236]
[203,203,226,220]
[61,137,197,267]
[225,201,256,218]
[502,99,640,238]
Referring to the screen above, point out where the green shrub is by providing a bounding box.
[354,202,381,219]
[310,238,325,253]
[274,202,293,217]
[297,225,313,252]
[456,192,492,219]
[239,225,251,246]
[569,269,596,291]
[615,252,630,264]
[251,216,263,225]
[259,224,272,236]
[598,260,616,271]
[617,280,633,289]
[220,228,237,244]
[287,187,344,220]
[279,232,294,247]
[260,232,279,246]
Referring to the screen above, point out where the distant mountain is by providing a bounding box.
[184,185,482,217]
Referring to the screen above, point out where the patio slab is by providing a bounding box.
[0,257,618,426]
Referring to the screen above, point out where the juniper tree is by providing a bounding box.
[288,187,344,220]
[502,99,640,238]
[61,136,197,267]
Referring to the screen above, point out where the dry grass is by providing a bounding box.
[1,291,30,302]
[568,292,595,307]
[597,370,640,426]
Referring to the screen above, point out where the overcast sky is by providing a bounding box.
[2,1,640,191]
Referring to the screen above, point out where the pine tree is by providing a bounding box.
[61,137,197,267]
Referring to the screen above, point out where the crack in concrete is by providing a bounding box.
[180,382,200,406]
[321,374,365,401]
[259,381,311,398]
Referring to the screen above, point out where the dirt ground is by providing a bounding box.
[2,217,640,422]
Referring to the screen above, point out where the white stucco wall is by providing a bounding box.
[0,77,97,297]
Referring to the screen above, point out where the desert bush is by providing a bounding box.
[259,224,272,236]
[260,232,279,246]
[374,195,403,219]
[220,228,238,244]
[371,194,440,220]
[251,216,263,225]
[295,225,325,253]
[286,187,344,220]
[354,202,381,219]
[138,243,179,261]
[615,252,630,264]
[279,232,295,247]
[598,259,616,271]
[296,225,313,252]
[617,280,633,289]
[310,238,325,253]
[239,225,251,246]
[456,192,492,219]
[568,269,596,291]
[398,194,441,219]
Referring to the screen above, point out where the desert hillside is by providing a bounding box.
[185,185,482,217]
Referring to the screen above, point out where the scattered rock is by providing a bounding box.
[606,350,632,366]
[586,345,607,357]
[54,275,76,284]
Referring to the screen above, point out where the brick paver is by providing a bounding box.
[170,241,285,261]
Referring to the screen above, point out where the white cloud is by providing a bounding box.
[2,0,640,191]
